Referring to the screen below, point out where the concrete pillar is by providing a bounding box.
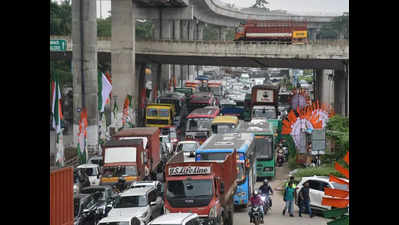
[173,20,181,88]
[334,70,347,116]
[320,69,334,108]
[188,20,195,80]
[313,69,323,103]
[110,0,136,129]
[196,23,205,77]
[161,20,173,93]
[181,20,189,83]
[217,26,227,41]
[72,0,98,152]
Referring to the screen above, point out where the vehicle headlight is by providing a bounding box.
[209,205,217,218]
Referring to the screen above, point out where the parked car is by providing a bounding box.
[97,215,145,225]
[175,141,200,157]
[148,213,201,225]
[80,185,118,218]
[130,180,163,196]
[295,176,349,211]
[108,186,164,224]
[77,164,101,186]
[74,193,101,225]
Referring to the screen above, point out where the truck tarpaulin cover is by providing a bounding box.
[104,147,137,163]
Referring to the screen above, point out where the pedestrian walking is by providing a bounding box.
[298,182,313,218]
[282,181,295,217]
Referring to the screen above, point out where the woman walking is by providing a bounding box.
[282,181,295,217]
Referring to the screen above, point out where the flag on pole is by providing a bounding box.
[51,72,64,167]
[122,95,133,127]
[77,108,88,164]
[98,72,112,113]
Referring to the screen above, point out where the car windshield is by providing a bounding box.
[186,118,212,131]
[114,195,147,208]
[167,179,213,198]
[98,222,130,225]
[178,143,198,152]
[253,108,276,119]
[102,166,138,177]
[80,189,106,201]
[80,167,98,176]
[331,182,349,191]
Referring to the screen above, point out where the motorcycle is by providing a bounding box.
[249,205,264,225]
[277,151,284,167]
[259,193,272,215]
[282,147,289,162]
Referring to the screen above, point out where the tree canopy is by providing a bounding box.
[250,0,269,9]
[319,14,349,40]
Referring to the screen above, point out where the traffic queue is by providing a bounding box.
[52,72,292,225]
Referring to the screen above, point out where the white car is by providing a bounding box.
[108,186,164,224]
[175,141,200,157]
[130,181,163,194]
[148,213,200,225]
[97,215,145,225]
[76,164,100,186]
[295,176,349,211]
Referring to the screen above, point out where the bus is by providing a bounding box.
[195,133,256,207]
[211,116,240,134]
[185,106,220,144]
[240,118,275,180]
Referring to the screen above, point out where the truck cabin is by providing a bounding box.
[211,116,239,134]
[158,96,183,117]
[101,139,144,185]
[252,105,277,120]
[145,104,174,128]
[187,92,215,113]
[185,107,220,144]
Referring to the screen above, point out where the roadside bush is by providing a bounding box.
[293,166,345,181]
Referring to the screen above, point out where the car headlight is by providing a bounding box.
[209,205,217,218]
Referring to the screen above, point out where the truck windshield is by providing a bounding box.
[159,109,169,117]
[253,108,276,119]
[167,179,213,198]
[147,108,158,117]
[198,152,229,161]
[79,167,98,176]
[102,166,138,177]
[114,195,147,208]
[186,118,212,131]
[177,143,198,152]
[255,137,273,160]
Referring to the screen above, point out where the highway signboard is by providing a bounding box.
[50,40,67,51]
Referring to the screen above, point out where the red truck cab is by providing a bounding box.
[164,151,237,225]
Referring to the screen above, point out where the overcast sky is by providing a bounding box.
[221,0,349,15]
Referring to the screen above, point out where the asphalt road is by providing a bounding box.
[232,163,331,225]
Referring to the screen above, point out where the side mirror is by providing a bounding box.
[150,201,157,206]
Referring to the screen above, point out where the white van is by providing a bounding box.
[77,164,100,186]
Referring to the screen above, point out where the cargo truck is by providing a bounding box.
[100,139,145,186]
[112,127,162,180]
[50,167,74,225]
[250,84,280,120]
[164,151,238,225]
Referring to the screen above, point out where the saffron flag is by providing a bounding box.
[77,108,88,164]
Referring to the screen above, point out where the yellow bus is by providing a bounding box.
[145,103,175,128]
[211,115,240,134]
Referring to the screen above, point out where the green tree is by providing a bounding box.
[250,0,269,8]
[50,0,72,35]
[319,13,349,40]
[97,16,112,37]
[326,115,349,162]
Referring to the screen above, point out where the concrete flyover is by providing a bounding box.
[50,36,348,70]
[191,0,337,28]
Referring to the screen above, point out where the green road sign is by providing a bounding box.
[50,40,67,51]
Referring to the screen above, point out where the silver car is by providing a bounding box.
[109,186,164,224]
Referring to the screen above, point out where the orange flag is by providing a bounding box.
[324,187,349,199]
[321,197,349,208]
[335,162,349,179]
[344,152,349,165]
[329,175,349,185]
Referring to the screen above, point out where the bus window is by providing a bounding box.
[147,108,158,117]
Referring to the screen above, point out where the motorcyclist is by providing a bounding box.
[259,179,274,209]
[248,190,264,223]
[116,177,126,193]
